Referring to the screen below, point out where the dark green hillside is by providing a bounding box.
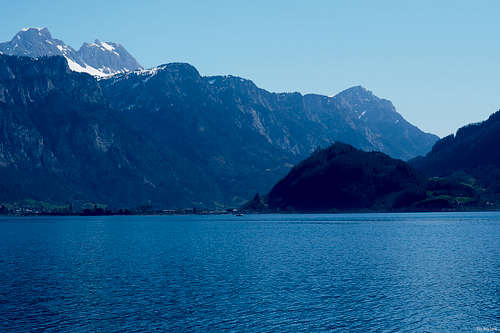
[411,110,500,204]
[244,142,486,213]
[266,143,425,211]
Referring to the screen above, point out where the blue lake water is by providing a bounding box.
[0,213,499,332]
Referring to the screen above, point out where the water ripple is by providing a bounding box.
[0,213,499,331]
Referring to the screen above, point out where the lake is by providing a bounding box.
[0,213,498,331]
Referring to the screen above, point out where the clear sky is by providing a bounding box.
[2,0,500,137]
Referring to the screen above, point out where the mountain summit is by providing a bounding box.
[78,40,142,75]
[0,27,142,76]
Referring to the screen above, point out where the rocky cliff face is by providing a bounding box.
[0,54,439,208]
[0,55,102,105]
[0,55,212,207]
[328,86,438,158]
[102,69,438,161]
[205,78,438,160]
[100,64,294,206]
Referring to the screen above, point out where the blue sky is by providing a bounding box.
[2,0,500,137]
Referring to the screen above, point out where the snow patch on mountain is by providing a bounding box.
[100,42,115,52]
[63,55,108,77]
[21,27,44,32]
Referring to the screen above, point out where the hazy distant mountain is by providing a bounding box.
[0,28,142,76]
[77,39,142,75]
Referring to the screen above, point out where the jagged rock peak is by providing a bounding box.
[0,27,142,77]
[334,85,377,100]
[18,27,52,38]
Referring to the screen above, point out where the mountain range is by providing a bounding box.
[0,28,439,209]
[0,28,142,76]
[248,109,500,213]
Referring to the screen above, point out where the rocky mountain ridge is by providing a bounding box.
[0,52,438,208]
[102,66,438,160]
[0,28,142,76]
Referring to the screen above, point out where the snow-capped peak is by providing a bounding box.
[0,28,142,77]
[77,39,142,75]
[82,40,120,57]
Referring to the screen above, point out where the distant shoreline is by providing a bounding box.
[2,207,500,217]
